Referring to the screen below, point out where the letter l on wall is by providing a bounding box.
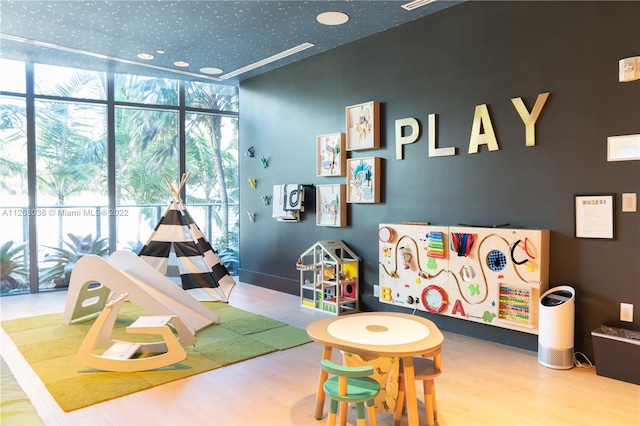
[428,114,456,157]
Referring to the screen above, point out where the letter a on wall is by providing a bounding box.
[468,104,499,154]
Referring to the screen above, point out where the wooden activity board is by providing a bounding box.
[378,224,549,334]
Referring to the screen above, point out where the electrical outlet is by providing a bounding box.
[620,303,634,322]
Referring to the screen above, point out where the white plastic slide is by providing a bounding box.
[63,250,219,333]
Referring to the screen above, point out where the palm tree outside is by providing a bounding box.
[0,60,239,294]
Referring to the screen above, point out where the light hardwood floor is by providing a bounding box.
[1,282,638,426]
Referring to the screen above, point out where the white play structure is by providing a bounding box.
[75,293,195,372]
[63,173,239,371]
[64,250,219,371]
[63,250,219,333]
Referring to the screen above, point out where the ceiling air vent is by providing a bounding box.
[221,42,314,80]
[401,0,437,11]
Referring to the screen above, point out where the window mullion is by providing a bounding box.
[179,80,186,200]
[24,62,40,293]
[107,73,117,253]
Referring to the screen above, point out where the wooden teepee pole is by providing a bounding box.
[162,172,191,202]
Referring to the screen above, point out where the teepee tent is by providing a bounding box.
[138,173,235,302]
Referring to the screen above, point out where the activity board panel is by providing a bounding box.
[378,224,549,334]
[378,224,450,309]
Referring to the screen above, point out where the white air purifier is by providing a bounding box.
[538,285,575,369]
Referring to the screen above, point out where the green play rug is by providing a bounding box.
[1,355,44,425]
[0,302,311,412]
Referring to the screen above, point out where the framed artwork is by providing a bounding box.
[607,134,640,162]
[316,184,346,227]
[316,133,346,176]
[345,101,380,151]
[346,157,380,203]
[574,194,615,239]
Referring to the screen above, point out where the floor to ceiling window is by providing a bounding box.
[184,81,240,272]
[0,59,29,294]
[0,59,239,295]
[33,65,109,289]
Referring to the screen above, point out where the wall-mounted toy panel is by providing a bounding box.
[378,224,549,334]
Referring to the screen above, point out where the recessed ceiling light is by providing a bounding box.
[317,11,349,26]
[200,66,223,75]
[137,53,154,60]
[0,34,223,81]
[174,61,189,67]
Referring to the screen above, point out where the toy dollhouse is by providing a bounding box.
[297,240,359,315]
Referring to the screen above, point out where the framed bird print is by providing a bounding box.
[316,132,346,176]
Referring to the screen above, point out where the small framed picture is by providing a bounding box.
[346,157,381,203]
[345,101,380,151]
[574,194,615,239]
[316,184,346,227]
[316,133,346,176]
[607,134,640,162]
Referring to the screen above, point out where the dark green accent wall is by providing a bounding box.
[238,1,640,357]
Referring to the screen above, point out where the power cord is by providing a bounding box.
[573,351,593,368]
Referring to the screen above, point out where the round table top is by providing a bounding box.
[307,312,444,357]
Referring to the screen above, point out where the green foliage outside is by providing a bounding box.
[39,234,109,288]
[0,241,29,294]
[0,68,239,293]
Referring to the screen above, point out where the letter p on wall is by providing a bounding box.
[396,117,420,159]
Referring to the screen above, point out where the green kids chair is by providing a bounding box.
[320,359,381,426]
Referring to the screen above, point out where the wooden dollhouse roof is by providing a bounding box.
[299,240,359,262]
